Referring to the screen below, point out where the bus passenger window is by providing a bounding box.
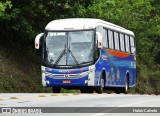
[120,34,125,52]
[130,36,135,53]
[114,32,119,50]
[125,35,130,53]
[102,29,108,48]
[130,36,135,47]
[108,30,114,49]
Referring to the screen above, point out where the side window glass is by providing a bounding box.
[130,36,135,47]
[102,29,108,48]
[108,30,114,49]
[125,35,130,53]
[130,36,135,53]
[120,34,125,52]
[114,32,119,50]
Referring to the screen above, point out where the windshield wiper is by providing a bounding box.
[53,44,67,66]
[68,44,80,67]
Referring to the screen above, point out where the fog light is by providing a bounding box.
[85,80,88,84]
[46,80,50,84]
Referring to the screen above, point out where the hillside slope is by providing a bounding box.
[0,46,51,93]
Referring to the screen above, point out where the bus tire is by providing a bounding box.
[87,87,94,93]
[80,88,87,93]
[115,88,121,94]
[52,87,61,93]
[123,75,129,94]
[80,87,93,93]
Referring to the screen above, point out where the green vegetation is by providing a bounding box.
[0,0,160,93]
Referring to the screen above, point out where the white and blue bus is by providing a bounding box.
[35,18,136,94]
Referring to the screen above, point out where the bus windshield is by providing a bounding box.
[43,30,94,67]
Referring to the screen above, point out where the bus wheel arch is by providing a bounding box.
[101,70,106,88]
[95,70,106,94]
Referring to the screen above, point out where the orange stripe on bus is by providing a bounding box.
[106,49,130,58]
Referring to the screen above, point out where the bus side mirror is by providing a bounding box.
[131,46,136,54]
[35,33,44,49]
[96,32,103,48]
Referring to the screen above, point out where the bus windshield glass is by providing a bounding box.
[43,30,94,67]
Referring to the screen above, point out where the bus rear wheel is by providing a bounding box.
[123,76,129,94]
[52,87,61,93]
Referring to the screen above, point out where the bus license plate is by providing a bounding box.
[63,80,71,84]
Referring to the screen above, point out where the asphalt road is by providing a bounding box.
[0,93,160,116]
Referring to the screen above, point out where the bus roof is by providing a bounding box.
[45,18,134,36]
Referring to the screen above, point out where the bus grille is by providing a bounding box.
[45,72,89,79]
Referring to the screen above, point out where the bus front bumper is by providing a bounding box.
[45,76,89,87]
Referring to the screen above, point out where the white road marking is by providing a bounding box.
[92,113,106,116]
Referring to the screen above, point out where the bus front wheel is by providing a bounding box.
[80,87,94,93]
[52,87,61,93]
